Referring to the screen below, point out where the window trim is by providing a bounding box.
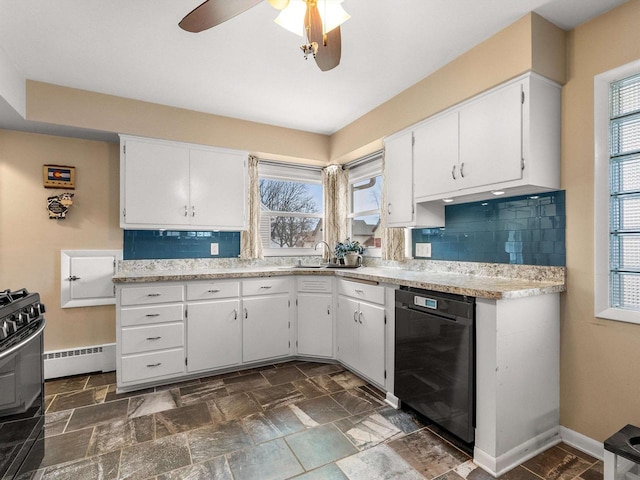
[594,59,640,324]
[347,157,383,257]
[258,162,324,257]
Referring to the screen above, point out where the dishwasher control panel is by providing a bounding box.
[414,296,437,309]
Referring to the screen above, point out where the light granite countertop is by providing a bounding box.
[112,261,566,300]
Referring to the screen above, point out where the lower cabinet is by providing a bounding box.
[242,278,292,363]
[297,276,333,358]
[337,279,386,387]
[186,299,241,373]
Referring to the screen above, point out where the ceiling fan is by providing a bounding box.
[179,0,349,71]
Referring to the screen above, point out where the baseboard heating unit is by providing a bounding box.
[44,343,116,379]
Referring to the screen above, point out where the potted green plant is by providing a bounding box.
[334,238,364,266]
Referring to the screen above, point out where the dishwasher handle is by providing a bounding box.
[396,304,474,327]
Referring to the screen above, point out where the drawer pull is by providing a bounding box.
[355,289,364,294]
[260,286,272,289]
[358,312,363,324]
[147,293,161,297]
[328,305,331,315]
[207,289,220,293]
[146,336,162,341]
[234,308,238,320]
[147,363,162,368]
[244,308,248,319]
[145,313,160,317]
[353,309,358,323]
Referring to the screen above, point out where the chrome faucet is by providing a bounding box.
[315,241,335,263]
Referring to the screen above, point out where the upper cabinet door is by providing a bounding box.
[458,81,523,189]
[413,111,459,199]
[189,148,247,230]
[123,139,190,226]
[384,131,414,226]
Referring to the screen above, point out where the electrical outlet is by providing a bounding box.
[416,242,432,258]
[210,243,219,256]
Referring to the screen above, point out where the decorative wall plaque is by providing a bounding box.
[43,165,75,189]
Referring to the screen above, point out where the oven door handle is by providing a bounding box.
[0,318,46,361]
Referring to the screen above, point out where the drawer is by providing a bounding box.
[121,323,184,355]
[338,279,385,305]
[121,348,185,384]
[121,284,184,306]
[187,281,240,301]
[243,277,291,296]
[297,276,332,293]
[121,303,184,327]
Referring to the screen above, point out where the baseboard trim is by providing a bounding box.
[385,392,400,409]
[44,343,116,379]
[560,426,604,461]
[474,426,561,477]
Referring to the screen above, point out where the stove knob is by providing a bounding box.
[18,312,29,325]
[35,303,46,315]
[6,319,17,334]
[0,323,7,340]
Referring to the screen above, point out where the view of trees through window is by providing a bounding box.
[349,175,382,250]
[259,178,323,250]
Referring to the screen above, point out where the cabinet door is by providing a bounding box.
[384,131,414,226]
[459,82,523,189]
[414,111,459,199]
[243,295,290,362]
[357,302,385,386]
[336,296,359,370]
[123,139,190,226]
[297,293,333,358]
[189,148,247,229]
[187,299,241,373]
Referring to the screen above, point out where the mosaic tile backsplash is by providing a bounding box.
[123,230,241,260]
[412,191,565,266]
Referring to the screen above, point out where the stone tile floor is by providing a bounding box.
[16,361,603,480]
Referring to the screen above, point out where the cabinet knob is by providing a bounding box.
[244,308,248,319]
[67,275,81,281]
[207,289,220,293]
[460,162,465,178]
[387,203,392,215]
[359,312,363,324]
[147,293,161,297]
[191,206,196,217]
[353,309,358,323]
[234,309,238,320]
[452,165,457,180]
[260,286,272,290]
[184,205,188,216]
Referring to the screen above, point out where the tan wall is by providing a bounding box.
[26,81,330,166]
[0,130,121,351]
[329,13,566,164]
[561,0,640,442]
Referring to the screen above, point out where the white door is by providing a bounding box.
[357,301,386,386]
[68,256,115,300]
[414,111,460,199]
[459,82,523,189]
[243,295,290,362]
[189,148,247,229]
[123,139,190,226]
[336,296,359,370]
[297,293,333,357]
[187,299,241,373]
[384,131,414,226]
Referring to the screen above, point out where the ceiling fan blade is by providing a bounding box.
[315,26,341,71]
[179,0,263,33]
[304,3,341,71]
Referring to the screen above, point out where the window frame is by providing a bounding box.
[594,59,640,324]
[258,162,324,257]
[347,157,383,258]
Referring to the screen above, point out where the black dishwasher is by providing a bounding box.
[395,286,475,443]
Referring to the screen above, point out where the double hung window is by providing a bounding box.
[258,162,323,256]
[347,154,383,256]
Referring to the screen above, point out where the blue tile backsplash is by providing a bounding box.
[123,230,241,260]
[412,191,565,266]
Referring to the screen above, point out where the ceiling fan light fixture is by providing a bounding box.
[275,0,349,37]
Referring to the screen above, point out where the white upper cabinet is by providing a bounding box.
[413,111,459,199]
[458,81,524,190]
[120,135,248,230]
[384,131,445,228]
[384,131,415,226]
[409,73,560,204]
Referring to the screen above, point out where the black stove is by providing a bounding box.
[0,288,46,480]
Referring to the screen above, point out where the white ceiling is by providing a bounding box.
[0,0,628,138]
